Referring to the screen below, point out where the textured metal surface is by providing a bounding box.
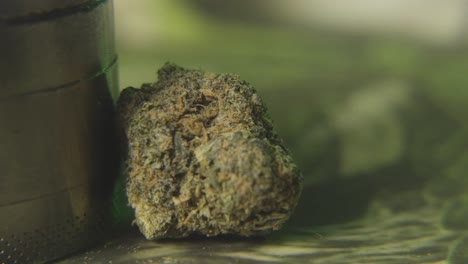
[0,185,109,263]
[0,0,118,263]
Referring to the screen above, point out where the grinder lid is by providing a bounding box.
[0,0,115,99]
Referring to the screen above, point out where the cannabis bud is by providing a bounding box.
[117,63,302,239]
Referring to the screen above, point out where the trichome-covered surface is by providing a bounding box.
[117,63,302,239]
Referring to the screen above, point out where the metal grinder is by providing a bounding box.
[0,0,119,262]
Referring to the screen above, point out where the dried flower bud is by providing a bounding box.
[117,63,302,239]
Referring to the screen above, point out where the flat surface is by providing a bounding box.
[60,206,466,263]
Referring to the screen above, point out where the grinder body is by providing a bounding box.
[0,0,118,262]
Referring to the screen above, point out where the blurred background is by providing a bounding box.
[107,0,468,262]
